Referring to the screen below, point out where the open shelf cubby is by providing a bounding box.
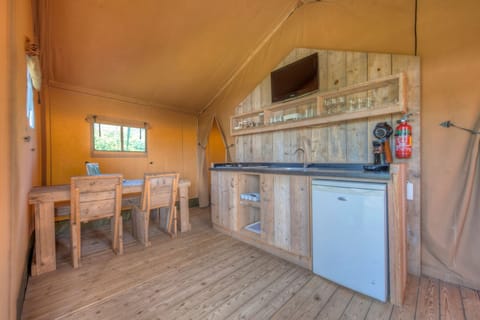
[238,174,261,235]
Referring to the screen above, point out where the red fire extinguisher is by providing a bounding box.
[395,113,412,158]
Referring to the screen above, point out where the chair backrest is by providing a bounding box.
[71,174,123,223]
[140,173,179,213]
[85,162,101,176]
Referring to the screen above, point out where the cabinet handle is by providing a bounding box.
[337,196,347,201]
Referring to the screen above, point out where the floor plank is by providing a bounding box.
[440,280,466,320]
[391,275,420,320]
[197,259,293,320]
[239,269,314,320]
[416,276,440,320]
[22,207,480,320]
[269,276,334,320]
[26,233,233,319]
[365,300,393,320]
[156,255,282,319]
[460,287,480,320]
[60,245,261,319]
[315,287,354,320]
[169,256,273,319]
[225,267,312,320]
[339,294,372,320]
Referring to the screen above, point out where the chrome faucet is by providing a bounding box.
[293,147,309,168]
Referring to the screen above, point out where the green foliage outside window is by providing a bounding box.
[93,123,146,153]
[123,127,145,152]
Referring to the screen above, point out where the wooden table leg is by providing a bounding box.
[178,182,191,232]
[31,201,56,276]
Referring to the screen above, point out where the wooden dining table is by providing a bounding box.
[28,179,191,276]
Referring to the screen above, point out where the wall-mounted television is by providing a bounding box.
[271,52,318,103]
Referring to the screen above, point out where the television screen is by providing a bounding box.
[271,53,318,103]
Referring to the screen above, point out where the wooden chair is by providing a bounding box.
[85,162,101,175]
[70,174,124,268]
[132,173,179,247]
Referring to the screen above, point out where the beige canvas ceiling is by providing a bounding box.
[46,0,303,113]
[45,0,418,114]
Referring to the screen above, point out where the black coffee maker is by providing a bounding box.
[365,122,392,171]
[373,122,393,164]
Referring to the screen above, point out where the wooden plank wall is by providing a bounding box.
[234,49,421,276]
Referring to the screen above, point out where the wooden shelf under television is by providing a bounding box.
[231,73,407,136]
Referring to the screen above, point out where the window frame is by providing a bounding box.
[88,115,149,158]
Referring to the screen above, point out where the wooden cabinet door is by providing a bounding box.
[288,175,310,257]
[261,174,310,257]
[272,175,291,251]
[210,171,220,225]
[217,171,238,230]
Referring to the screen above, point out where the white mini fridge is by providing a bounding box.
[311,179,388,302]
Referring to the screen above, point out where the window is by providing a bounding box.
[89,116,147,156]
[26,68,35,128]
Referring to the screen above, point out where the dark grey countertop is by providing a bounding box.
[210,162,391,180]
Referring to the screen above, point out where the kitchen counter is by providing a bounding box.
[210,162,390,180]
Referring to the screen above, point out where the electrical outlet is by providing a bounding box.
[407,181,414,200]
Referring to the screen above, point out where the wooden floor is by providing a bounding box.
[23,208,480,320]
